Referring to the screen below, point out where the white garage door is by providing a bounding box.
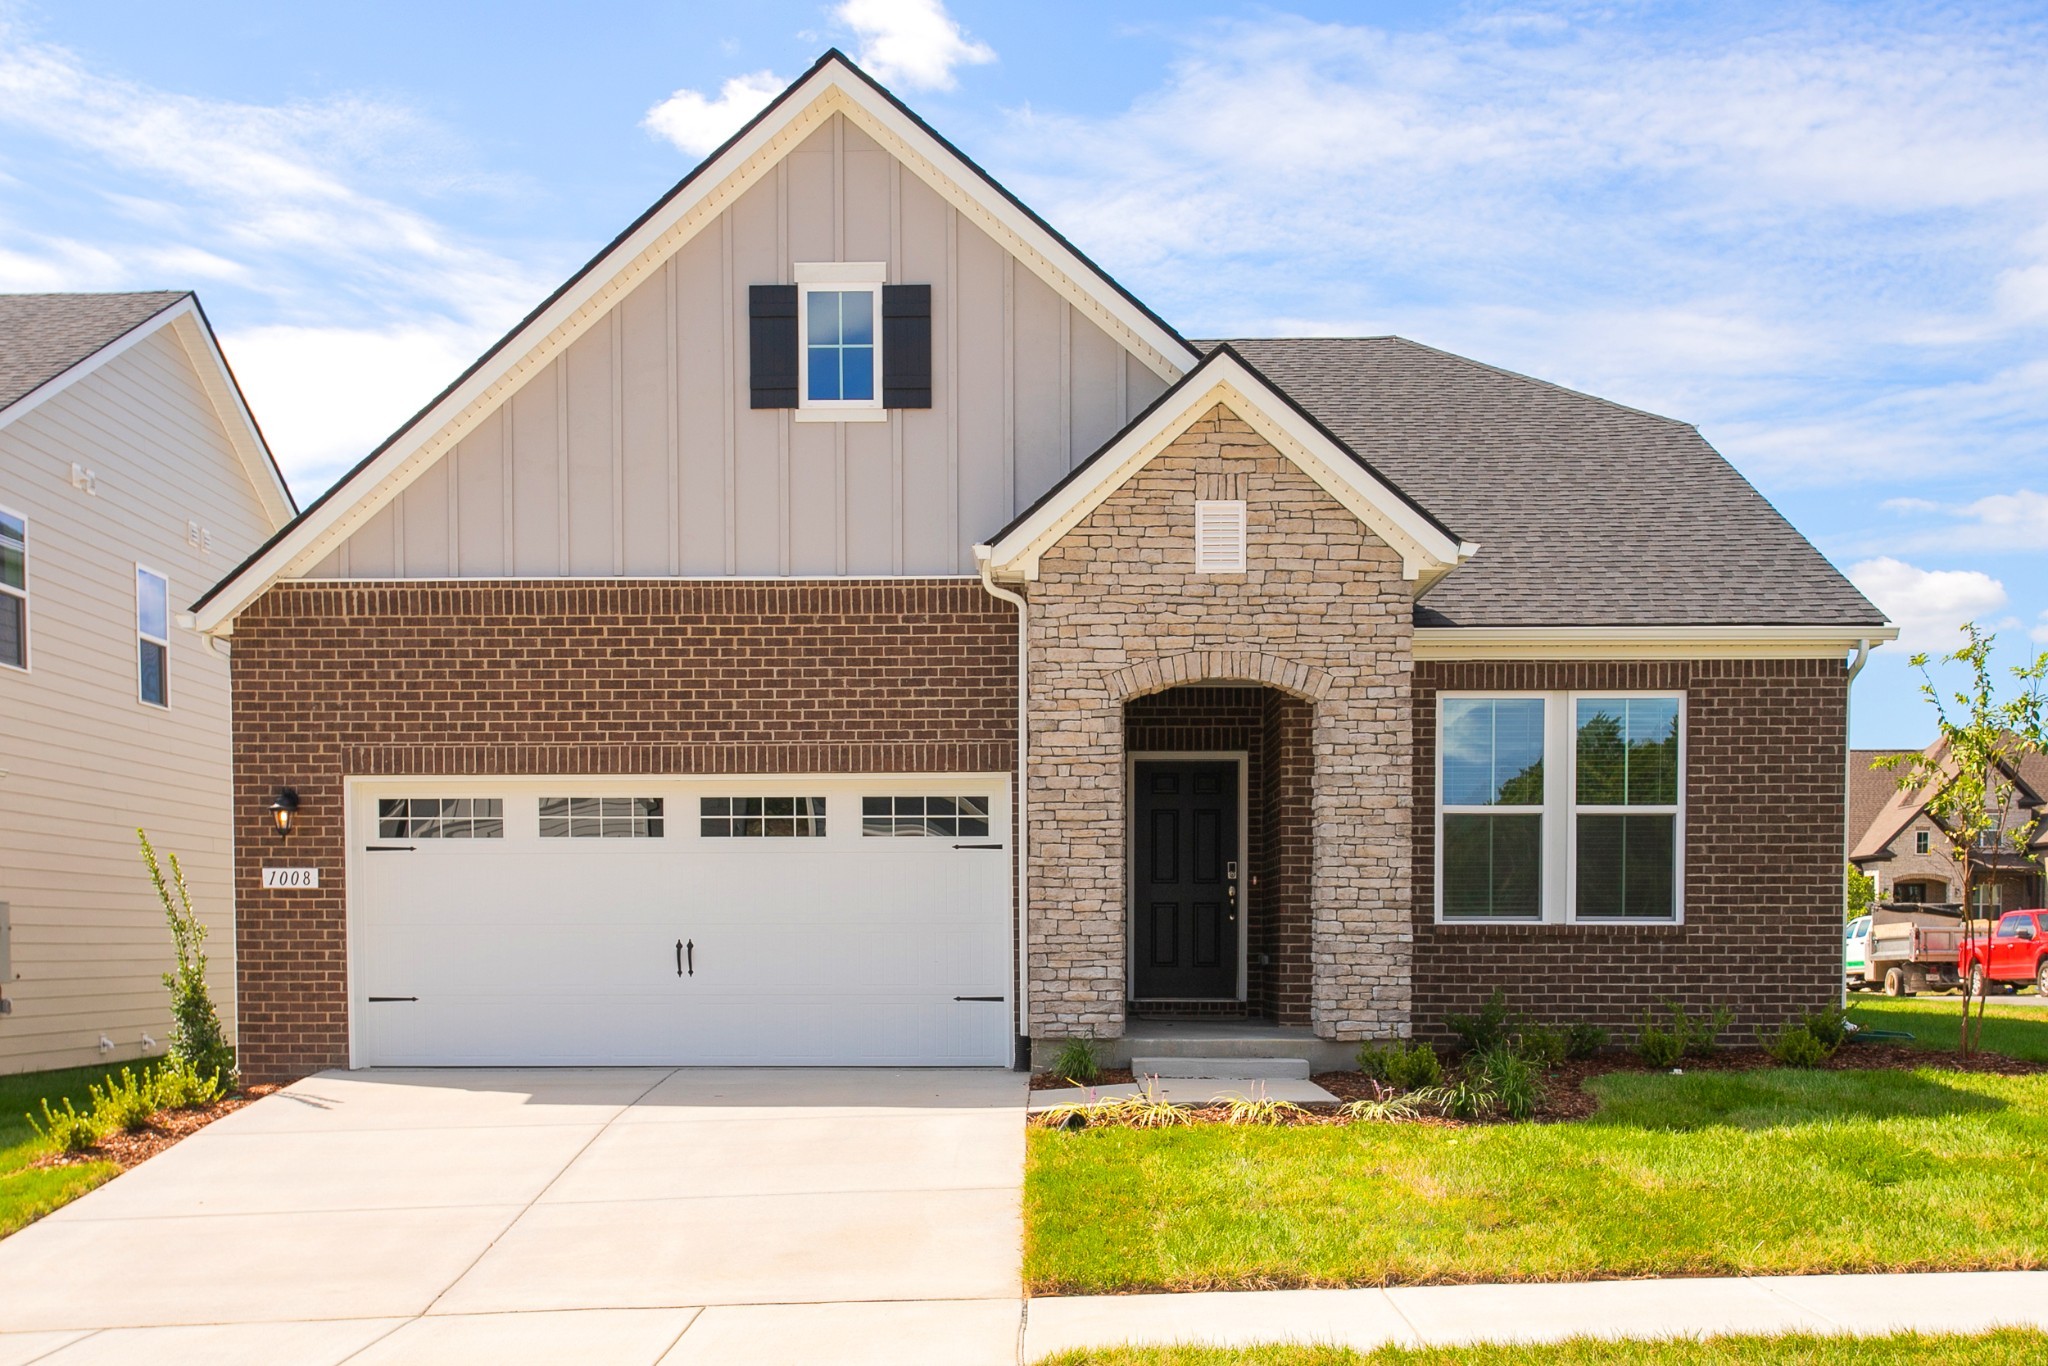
[348,776,1012,1067]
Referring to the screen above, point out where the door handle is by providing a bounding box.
[675,939,684,978]
[687,939,694,976]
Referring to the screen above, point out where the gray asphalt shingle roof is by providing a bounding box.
[1201,337,1886,629]
[0,292,188,415]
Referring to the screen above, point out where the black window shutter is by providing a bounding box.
[749,285,798,409]
[882,284,932,409]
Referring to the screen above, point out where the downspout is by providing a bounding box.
[1843,638,1872,1007]
[978,552,1030,1070]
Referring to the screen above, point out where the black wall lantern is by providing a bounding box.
[268,788,299,840]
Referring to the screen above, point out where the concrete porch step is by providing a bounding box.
[1130,1056,1312,1080]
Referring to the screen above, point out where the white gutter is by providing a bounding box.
[977,554,1030,1068]
[1842,637,1874,1007]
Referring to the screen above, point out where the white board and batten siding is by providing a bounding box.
[304,113,1168,583]
[0,326,284,1073]
[348,776,1012,1067]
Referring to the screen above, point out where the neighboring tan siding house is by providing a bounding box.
[0,293,294,1073]
[193,52,1895,1082]
[1850,743,2048,912]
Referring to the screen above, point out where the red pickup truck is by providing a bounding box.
[1959,909,2048,996]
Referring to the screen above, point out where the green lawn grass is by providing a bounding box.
[1025,1067,2048,1294]
[0,1061,153,1238]
[1035,1331,2048,1366]
[1849,996,2048,1062]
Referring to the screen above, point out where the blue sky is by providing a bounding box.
[1,0,2044,746]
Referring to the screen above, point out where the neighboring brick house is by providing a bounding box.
[192,51,1893,1081]
[1850,742,2048,913]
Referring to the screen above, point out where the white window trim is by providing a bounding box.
[0,503,25,674]
[1433,690,1686,926]
[136,562,170,709]
[1193,499,1247,574]
[794,261,885,420]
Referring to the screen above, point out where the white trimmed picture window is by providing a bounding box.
[1194,499,1247,573]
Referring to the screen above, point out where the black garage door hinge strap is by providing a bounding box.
[953,995,1004,1002]
[367,996,419,1003]
[952,843,1003,851]
[365,845,416,853]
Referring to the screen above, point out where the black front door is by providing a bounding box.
[1131,760,1240,1000]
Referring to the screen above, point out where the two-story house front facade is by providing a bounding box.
[193,53,1893,1081]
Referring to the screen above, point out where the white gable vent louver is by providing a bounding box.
[1194,499,1248,574]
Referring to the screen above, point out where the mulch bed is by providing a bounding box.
[34,1084,280,1172]
[1029,1043,2048,1129]
[1030,1068,1137,1091]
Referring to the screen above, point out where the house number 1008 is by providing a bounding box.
[261,867,320,890]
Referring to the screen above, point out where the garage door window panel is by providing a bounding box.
[378,798,504,840]
[541,796,664,838]
[700,796,825,838]
[862,795,991,837]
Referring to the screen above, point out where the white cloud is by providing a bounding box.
[220,321,500,492]
[1851,488,2048,558]
[0,30,546,490]
[988,10,2048,490]
[2035,610,2048,645]
[642,70,785,158]
[1848,557,2009,657]
[835,0,994,91]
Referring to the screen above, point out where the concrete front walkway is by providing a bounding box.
[0,1068,1028,1365]
[1024,1271,2048,1357]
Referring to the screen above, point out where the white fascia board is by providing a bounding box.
[979,354,1468,582]
[194,55,1195,635]
[1414,623,1901,660]
[0,296,293,531]
[163,307,296,527]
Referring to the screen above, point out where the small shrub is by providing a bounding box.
[1476,1047,1539,1120]
[1564,1023,1610,1060]
[1800,1005,1851,1051]
[1634,1000,1734,1065]
[1688,1004,1736,1058]
[1341,1084,1424,1123]
[1223,1088,1310,1125]
[1356,1039,1442,1091]
[89,1067,159,1133]
[1107,1089,1190,1128]
[140,831,237,1086]
[1635,1013,1688,1069]
[1444,990,1516,1055]
[1433,1072,1498,1120]
[29,1097,107,1155]
[151,1057,227,1111]
[1760,1019,1833,1068]
[1510,1023,1567,1069]
[1048,1037,1101,1086]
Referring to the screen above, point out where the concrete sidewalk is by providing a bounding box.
[1024,1270,2048,1358]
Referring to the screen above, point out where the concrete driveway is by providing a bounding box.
[0,1068,1028,1365]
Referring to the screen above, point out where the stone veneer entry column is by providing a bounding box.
[1024,404,1415,1043]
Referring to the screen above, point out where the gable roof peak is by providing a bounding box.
[192,48,1195,630]
[979,342,1474,584]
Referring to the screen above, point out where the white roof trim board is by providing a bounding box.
[193,51,1198,634]
[976,348,1476,584]
[0,295,294,529]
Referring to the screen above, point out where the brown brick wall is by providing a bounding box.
[231,579,1017,1082]
[1412,658,1849,1042]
